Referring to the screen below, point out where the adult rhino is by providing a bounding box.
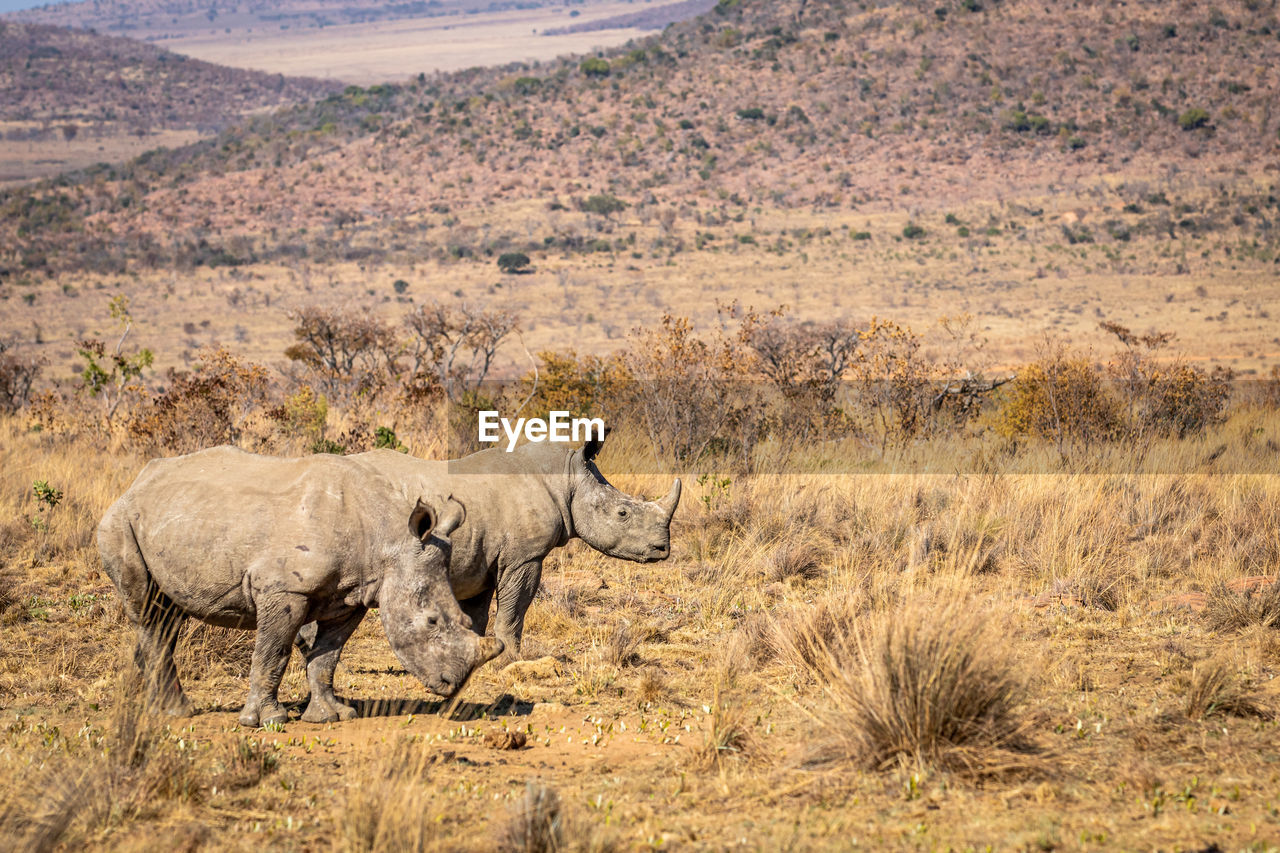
[98,447,503,728]
[300,434,680,670]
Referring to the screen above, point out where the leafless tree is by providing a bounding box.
[403,303,517,402]
[284,305,398,399]
[0,338,43,414]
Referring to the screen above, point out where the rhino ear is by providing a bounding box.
[583,427,610,463]
[434,497,466,538]
[408,499,436,542]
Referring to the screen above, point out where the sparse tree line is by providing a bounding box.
[1,293,1266,469]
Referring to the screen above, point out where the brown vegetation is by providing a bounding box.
[3,298,1280,845]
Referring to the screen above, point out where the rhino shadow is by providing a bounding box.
[341,693,534,720]
[296,691,534,721]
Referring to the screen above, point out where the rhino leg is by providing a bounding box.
[134,590,191,716]
[239,591,309,728]
[110,546,191,716]
[494,560,542,663]
[300,608,366,724]
[293,622,318,657]
[458,588,493,637]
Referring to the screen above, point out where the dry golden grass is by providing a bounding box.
[4,410,1280,848]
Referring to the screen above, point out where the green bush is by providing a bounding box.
[496,252,531,273]
[579,194,628,216]
[580,57,610,77]
[736,107,765,121]
[1178,108,1210,130]
[308,437,346,455]
[902,223,926,240]
[374,426,406,451]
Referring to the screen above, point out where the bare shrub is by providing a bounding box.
[1202,579,1280,631]
[285,305,397,400]
[736,307,859,441]
[128,347,269,453]
[0,338,43,414]
[404,302,517,402]
[624,313,760,464]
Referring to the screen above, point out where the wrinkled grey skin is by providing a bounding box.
[304,434,680,666]
[97,447,503,728]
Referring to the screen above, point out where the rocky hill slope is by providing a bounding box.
[2,0,1277,276]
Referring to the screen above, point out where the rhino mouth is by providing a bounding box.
[425,671,470,698]
[630,544,670,563]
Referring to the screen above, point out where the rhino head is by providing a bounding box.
[569,434,681,563]
[380,497,504,696]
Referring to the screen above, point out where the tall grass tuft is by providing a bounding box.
[778,597,1032,774]
[341,737,442,853]
[1202,579,1280,631]
[495,781,616,853]
[0,690,199,851]
[1180,657,1272,721]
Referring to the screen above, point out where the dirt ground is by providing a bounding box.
[4,419,1280,850]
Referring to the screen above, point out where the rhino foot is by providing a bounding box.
[300,696,358,724]
[155,692,193,718]
[239,702,289,729]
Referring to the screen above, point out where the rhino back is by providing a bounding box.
[350,447,571,598]
[117,448,405,620]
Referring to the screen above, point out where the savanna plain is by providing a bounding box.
[3,0,1280,850]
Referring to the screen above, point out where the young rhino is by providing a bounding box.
[97,447,503,728]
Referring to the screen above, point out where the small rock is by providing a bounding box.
[483,729,527,750]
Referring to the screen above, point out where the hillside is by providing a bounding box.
[4,0,709,83]
[1,0,1278,375]
[0,20,339,181]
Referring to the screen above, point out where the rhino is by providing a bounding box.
[97,446,504,728]
[298,434,681,674]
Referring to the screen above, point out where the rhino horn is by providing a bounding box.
[657,479,682,520]
[477,636,505,664]
[434,497,466,539]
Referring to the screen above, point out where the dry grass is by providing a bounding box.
[5,410,1280,847]
[779,597,1033,776]
[1202,579,1280,632]
[1179,657,1273,722]
[340,737,445,853]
